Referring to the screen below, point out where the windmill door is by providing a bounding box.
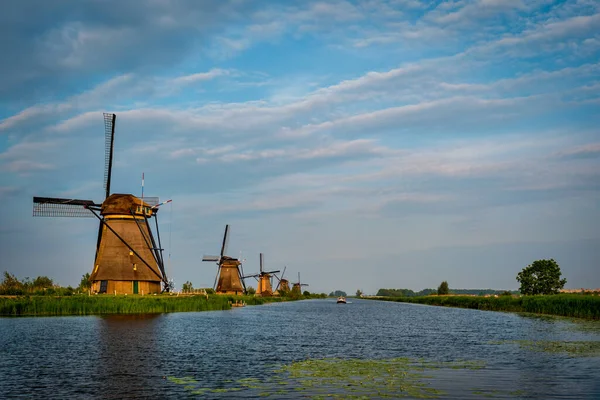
[133,281,139,294]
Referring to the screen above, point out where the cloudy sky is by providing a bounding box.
[1,0,599,294]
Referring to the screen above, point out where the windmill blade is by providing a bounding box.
[33,197,97,217]
[264,270,280,275]
[103,113,116,200]
[213,265,219,291]
[220,224,230,257]
[260,253,263,273]
[202,255,220,262]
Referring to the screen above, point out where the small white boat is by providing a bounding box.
[337,296,346,304]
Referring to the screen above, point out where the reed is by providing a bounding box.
[370,294,600,319]
[0,294,288,316]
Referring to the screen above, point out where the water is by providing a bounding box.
[1,299,599,399]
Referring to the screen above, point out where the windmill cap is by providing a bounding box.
[101,193,153,216]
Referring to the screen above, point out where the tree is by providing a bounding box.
[78,273,91,291]
[32,276,54,289]
[517,259,566,295]
[356,289,363,297]
[0,271,24,295]
[182,281,193,292]
[437,281,449,295]
[303,290,311,297]
[246,286,256,295]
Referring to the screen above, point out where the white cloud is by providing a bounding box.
[172,68,232,84]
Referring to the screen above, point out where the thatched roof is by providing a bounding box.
[101,193,152,216]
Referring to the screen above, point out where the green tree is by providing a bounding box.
[303,290,311,297]
[246,286,256,295]
[0,271,24,294]
[356,289,363,297]
[182,281,193,292]
[517,259,566,295]
[32,276,54,289]
[78,273,91,291]
[437,281,449,295]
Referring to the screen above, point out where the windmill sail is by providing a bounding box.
[33,197,97,217]
[103,113,116,200]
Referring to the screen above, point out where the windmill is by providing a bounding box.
[202,224,246,295]
[273,266,290,295]
[32,113,171,295]
[291,272,308,295]
[243,253,280,297]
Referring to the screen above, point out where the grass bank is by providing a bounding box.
[367,294,600,319]
[0,294,291,316]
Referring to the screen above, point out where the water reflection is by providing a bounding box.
[95,314,165,399]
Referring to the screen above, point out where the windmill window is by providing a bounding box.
[99,280,108,294]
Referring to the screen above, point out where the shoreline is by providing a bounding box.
[363,294,600,320]
[0,294,302,317]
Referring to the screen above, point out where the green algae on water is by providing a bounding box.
[515,340,600,356]
[488,339,600,357]
[166,357,487,399]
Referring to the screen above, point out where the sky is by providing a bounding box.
[1,0,599,295]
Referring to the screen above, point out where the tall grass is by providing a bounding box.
[0,294,288,316]
[369,294,600,319]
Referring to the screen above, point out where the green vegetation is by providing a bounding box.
[490,339,600,357]
[329,290,347,297]
[376,288,518,297]
[369,294,600,319]
[437,281,449,295]
[517,258,566,295]
[0,271,77,296]
[0,294,294,316]
[355,289,363,297]
[181,281,193,292]
[79,273,91,291]
[167,357,487,399]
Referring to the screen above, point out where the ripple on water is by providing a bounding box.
[1,299,599,399]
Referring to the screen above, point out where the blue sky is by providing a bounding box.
[1,0,599,294]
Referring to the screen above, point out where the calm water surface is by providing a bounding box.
[1,299,599,399]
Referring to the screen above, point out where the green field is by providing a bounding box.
[367,294,600,319]
[0,294,292,316]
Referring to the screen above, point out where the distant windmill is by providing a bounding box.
[202,224,246,295]
[32,113,171,295]
[291,272,308,295]
[273,266,290,295]
[243,253,280,297]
